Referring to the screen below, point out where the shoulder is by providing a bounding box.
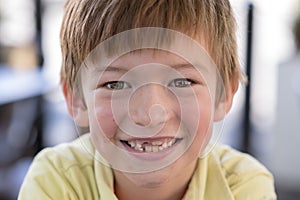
[34,133,95,170]
[209,144,277,200]
[212,144,269,175]
[18,134,99,199]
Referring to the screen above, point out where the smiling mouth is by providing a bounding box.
[120,138,182,153]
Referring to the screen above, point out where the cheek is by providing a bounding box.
[181,91,213,152]
[89,98,118,139]
[197,96,213,136]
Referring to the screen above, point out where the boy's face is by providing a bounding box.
[69,47,231,187]
[66,27,235,187]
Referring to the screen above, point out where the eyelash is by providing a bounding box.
[99,78,196,90]
[102,81,131,90]
[168,78,195,88]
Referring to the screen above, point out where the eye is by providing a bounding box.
[169,78,194,88]
[102,81,131,90]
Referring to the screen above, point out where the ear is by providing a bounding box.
[214,80,238,122]
[62,81,89,127]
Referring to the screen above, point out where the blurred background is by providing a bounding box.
[0,0,299,199]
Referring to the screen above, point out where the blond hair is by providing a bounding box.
[60,0,245,91]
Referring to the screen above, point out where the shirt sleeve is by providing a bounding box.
[218,145,277,200]
[18,150,78,200]
[229,170,277,200]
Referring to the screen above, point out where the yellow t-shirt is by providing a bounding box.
[18,134,276,200]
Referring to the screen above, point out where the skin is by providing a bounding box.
[63,48,236,200]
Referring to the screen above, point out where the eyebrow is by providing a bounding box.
[172,63,209,73]
[92,66,128,73]
[91,63,209,73]
[172,63,197,70]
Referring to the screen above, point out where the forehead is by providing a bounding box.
[85,28,214,69]
[80,28,219,85]
[84,50,216,82]
[110,50,190,70]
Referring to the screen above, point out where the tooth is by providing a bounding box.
[137,147,143,152]
[152,141,163,146]
[167,139,176,147]
[152,146,159,152]
[128,139,177,152]
[145,145,152,152]
[128,141,135,147]
[162,142,168,148]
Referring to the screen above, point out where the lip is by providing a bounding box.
[119,137,183,161]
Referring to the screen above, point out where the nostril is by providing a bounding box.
[129,108,152,127]
[129,103,167,127]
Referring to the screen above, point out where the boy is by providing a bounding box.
[19,0,276,199]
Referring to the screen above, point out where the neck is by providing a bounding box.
[114,160,197,200]
[115,181,186,200]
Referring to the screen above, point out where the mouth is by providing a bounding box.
[120,137,182,153]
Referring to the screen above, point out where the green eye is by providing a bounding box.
[104,81,130,90]
[170,78,193,88]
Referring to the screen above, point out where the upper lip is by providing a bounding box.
[119,136,181,142]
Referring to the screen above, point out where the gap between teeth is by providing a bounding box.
[127,139,176,152]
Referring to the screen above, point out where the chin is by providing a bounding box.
[126,169,172,188]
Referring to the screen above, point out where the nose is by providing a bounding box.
[129,84,175,127]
